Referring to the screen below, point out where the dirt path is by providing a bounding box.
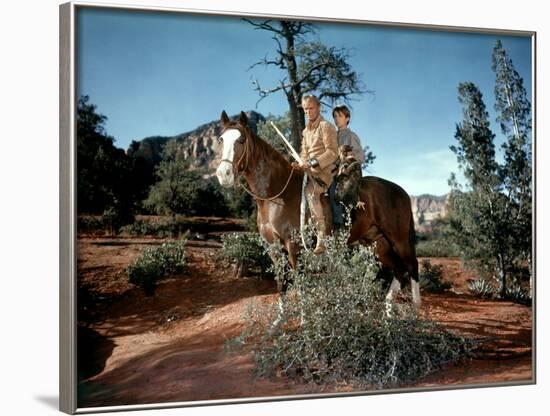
[77,237,533,408]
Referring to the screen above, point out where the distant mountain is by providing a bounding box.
[127,112,448,231]
[410,194,449,232]
[127,111,266,172]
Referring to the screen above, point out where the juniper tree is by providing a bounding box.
[448,83,517,297]
[492,40,533,282]
[76,95,135,227]
[245,19,368,151]
[145,141,228,218]
[144,141,192,219]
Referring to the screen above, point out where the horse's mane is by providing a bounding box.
[227,121,292,170]
[248,128,291,167]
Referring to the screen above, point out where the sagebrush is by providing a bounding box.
[419,260,452,293]
[127,238,187,295]
[229,225,472,387]
[219,232,272,277]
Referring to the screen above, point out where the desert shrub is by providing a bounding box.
[77,215,105,233]
[416,232,460,258]
[504,284,531,306]
[468,278,496,299]
[419,260,452,293]
[78,210,134,235]
[102,203,134,234]
[120,218,184,238]
[220,232,271,277]
[230,225,472,387]
[127,238,187,295]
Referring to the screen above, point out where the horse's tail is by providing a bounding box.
[408,214,419,281]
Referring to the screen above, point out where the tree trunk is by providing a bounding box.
[281,22,305,152]
[287,92,304,152]
[528,254,533,299]
[235,260,249,278]
[497,253,507,298]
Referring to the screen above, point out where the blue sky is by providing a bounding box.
[76,7,532,196]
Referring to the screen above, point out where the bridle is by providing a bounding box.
[219,126,297,203]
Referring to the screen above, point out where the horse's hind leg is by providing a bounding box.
[408,257,421,309]
[393,242,421,310]
[374,237,406,317]
[385,276,401,317]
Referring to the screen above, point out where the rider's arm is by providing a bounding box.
[314,122,339,170]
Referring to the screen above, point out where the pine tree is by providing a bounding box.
[448,82,517,297]
[492,40,533,288]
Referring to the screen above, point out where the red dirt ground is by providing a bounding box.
[76,235,533,408]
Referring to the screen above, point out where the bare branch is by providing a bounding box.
[242,18,284,36]
[247,54,285,71]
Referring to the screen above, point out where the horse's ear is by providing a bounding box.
[220,110,230,128]
[239,111,248,126]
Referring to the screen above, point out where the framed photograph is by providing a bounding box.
[60,1,535,414]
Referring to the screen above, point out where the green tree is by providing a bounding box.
[145,141,228,218]
[76,95,134,227]
[145,141,195,218]
[245,20,367,150]
[448,82,528,298]
[492,40,533,281]
[256,113,293,158]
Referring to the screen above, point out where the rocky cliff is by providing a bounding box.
[410,194,449,232]
[127,111,266,171]
[127,111,448,230]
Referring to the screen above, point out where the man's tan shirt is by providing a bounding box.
[300,115,339,187]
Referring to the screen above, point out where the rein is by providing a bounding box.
[220,128,297,204]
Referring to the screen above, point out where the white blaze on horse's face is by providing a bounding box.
[216,128,242,187]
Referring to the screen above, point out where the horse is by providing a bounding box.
[215,110,420,311]
[335,153,420,311]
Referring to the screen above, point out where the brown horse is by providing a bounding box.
[215,110,420,310]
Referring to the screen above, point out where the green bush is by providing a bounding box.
[468,278,496,299]
[416,232,460,258]
[419,260,452,293]
[120,218,185,238]
[77,215,105,233]
[230,225,472,387]
[127,238,187,295]
[220,232,272,277]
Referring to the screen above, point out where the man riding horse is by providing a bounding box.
[215,109,420,312]
[291,94,339,254]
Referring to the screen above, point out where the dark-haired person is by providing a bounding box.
[330,105,365,228]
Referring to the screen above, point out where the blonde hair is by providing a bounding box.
[301,94,320,108]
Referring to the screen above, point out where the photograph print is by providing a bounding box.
[64,2,534,412]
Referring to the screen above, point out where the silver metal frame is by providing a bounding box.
[59,1,536,414]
